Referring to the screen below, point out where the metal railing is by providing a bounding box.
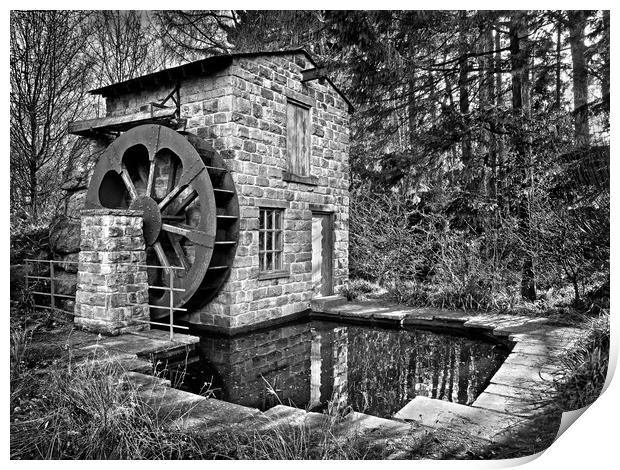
[24,258,189,341]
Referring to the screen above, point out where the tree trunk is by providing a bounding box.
[602,10,610,112]
[494,25,506,213]
[483,25,497,201]
[567,11,590,146]
[510,13,537,301]
[458,12,472,178]
[555,20,562,109]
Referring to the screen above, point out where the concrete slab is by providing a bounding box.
[310,295,348,312]
[336,411,413,438]
[430,311,471,322]
[129,329,200,346]
[401,309,437,322]
[173,398,263,434]
[511,341,566,357]
[503,351,560,368]
[256,405,328,431]
[394,396,527,443]
[472,391,555,417]
[123,371,171,389]
[137,383,207,419]
[492,318,549,336]
[489,361,560,390]
[96,334,174,355]
[464,315,519,330]
[508,326,581,344]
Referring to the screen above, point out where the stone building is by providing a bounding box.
[63,49,352,334]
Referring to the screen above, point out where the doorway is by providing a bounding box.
[311,212,334,296]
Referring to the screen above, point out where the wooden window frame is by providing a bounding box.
[258,207,287,279]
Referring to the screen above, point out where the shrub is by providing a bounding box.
[338,279,377,301]
[554,311,610,410]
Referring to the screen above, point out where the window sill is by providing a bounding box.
[258,270,290,281]
[283,171,318,186]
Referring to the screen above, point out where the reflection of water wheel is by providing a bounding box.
[85,124,239,317]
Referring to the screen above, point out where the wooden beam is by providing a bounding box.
[301,67,327,83]
[68,107,177,137]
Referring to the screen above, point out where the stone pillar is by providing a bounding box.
[74,209,149,335]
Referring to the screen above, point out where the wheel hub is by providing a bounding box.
[130,195,162,246]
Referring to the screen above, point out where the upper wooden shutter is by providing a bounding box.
[287,100,311,176]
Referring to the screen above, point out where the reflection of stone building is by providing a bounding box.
[188,321,349,411]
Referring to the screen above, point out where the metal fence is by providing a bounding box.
[24,258,188,340]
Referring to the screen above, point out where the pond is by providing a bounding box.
[179,320,511,419]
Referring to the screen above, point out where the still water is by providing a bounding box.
[180,320,511,419]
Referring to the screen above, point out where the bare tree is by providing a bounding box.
[88,11,152,86]
[152,10,236,63]
[10,10,92,223]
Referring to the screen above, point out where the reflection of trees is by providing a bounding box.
[347,327,508,417]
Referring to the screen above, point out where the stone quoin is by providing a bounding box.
[63,49,351,333]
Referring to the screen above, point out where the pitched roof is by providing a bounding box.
[90,48,353,113]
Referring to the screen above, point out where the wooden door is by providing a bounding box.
[311,212,333,296]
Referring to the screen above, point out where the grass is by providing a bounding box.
[201,421,384,459]
[10,343,207,459]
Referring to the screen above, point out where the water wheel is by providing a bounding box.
[85,124,239,317]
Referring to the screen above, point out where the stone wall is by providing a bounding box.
[66,51,350,332]
[74,209,149,335]
[182,52,350,330]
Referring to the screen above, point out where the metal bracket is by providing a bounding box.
[151,83,181,118]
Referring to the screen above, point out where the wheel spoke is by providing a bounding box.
[167,232,190,271]
[146,159,156,197]
[158,184,185,211]
[120,165,138,200]
[152,241,172,276]
[162,223,214,248]
[174,189,199,215]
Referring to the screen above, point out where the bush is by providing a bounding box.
[338,279,377,301]
[554,312,610,410]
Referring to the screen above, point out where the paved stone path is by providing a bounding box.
[310,296,582,448]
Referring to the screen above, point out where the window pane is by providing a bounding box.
[275,231,281,250]
[259,208,284,273]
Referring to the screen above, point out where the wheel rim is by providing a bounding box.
[85,124,239,316]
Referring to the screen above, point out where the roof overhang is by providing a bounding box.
[89,48,354,114]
